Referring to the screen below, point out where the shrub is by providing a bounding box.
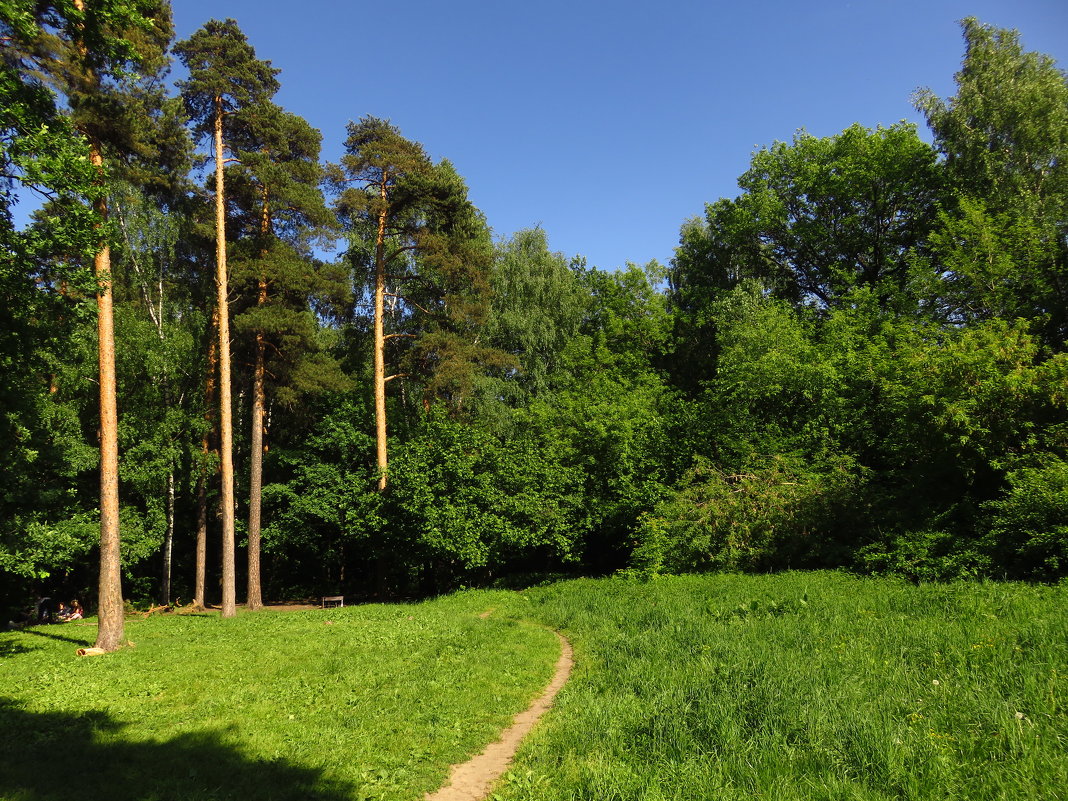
[981,455,1068,580]
[629,455,864,576]
[854,529,990,582]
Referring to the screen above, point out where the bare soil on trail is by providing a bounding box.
[425,621,574,801]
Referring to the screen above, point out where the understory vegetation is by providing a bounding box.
[1,573,1064,800]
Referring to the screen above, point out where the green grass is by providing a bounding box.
[2,573,1065,800]
[492,572,1068,801]
[0,602,558,801]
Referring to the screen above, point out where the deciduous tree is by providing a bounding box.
[914,18,1068,345]
[674,123,944,313]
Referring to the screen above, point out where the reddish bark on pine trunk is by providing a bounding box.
[247,187,270,611]
[374,180,388,492]
[214,96,237,619]
[90,140,125,652]
[194,307,219,608]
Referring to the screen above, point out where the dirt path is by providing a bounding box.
[425,617,574,801]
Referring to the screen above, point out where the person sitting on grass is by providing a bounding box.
[36,597,57,623]
[66,601,84,621]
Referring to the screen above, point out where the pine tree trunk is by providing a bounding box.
[90,140,125,652]
[214,96,237,619]
[247,335,265,609]
[194,308,218,609]
[374,185,389,491]
[247,188,271,611]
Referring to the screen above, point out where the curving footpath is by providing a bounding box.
[425,620,573,801]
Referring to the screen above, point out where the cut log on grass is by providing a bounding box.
[76,647,107,657]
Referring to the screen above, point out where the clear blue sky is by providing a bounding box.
[165,1,1063,270]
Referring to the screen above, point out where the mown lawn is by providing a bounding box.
[1,572,1064,801]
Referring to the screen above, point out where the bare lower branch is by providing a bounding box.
[383,291,435,315]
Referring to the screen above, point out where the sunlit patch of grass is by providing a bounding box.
[0,601,558,801]
[491,572,1067,801]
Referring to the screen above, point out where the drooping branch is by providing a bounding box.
[385,243,418,262]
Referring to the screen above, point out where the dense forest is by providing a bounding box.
[2,3,1066,641]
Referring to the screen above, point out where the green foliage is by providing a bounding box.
[915,18,1067,207]
[982,455,1068,581]
[650,277,1067,578]
[227,101,348,407]
[0,1,114,302]
[0,304,98,600]
[0,72,103,267]
[915,18,1068,346]
[526,370,673,572]
[0,0,167,77]
[0,512,96,580]
[262,398,380,540]
[673,123,943,314]
[912,196,1061,328]
[859,316,1066,551]
[174,18,280,144]
[332,118,506,412]
[1,0,188,620]
[855,530,991,583]
[576,260,673,377]
[13,0,181,185]
[880,319,1046,464]
[704,283,844,460]
[387,413,584,578]
[5,9,1068,611]
[482,228,586,401]
[631,455,864,575]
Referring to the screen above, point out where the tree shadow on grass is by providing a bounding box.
[19,627,93,646]
[0,637,35,658]
[0,699,356,801]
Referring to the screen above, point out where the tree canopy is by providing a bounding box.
[2,13,1066,624]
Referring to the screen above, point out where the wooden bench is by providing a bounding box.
[321,595,344,609]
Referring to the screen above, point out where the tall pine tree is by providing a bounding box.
[175,19,279,617]
[332,117,502,489]
[228,100,344,609]
[7,0,175,650]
